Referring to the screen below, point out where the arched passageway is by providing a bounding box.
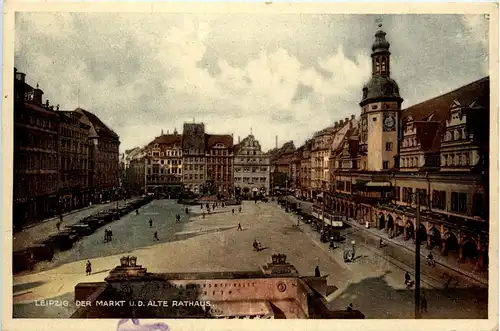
[405,221,414,240]
[442,232,459,256]
[387,215,394,231]
[428,227,441,249]
[378,214,385,230]
[462,237,479,261]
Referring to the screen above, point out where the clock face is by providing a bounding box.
[384,115,395,129]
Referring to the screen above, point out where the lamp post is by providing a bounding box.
[406,190,422,319]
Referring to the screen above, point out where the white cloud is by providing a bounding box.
[14,13,489,152]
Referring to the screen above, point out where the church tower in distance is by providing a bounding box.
[359,22,403,172]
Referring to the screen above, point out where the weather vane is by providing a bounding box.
[375,16,383,28]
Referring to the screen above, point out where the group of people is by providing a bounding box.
[104,228,113,242]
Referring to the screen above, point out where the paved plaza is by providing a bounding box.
[12,199,488,319]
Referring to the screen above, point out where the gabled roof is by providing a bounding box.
[401,77,489,123]
[415,121,444,153]
[75,107,119,140]
[148,134,182,147]
[206,134,233,149]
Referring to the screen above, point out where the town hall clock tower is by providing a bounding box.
[359,24,403,171]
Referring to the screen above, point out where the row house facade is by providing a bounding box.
[143,132,183,195]
[13,68,121,230]
[75,108,121,202]
[325,28,489,270]
[182,123,206,193]
[233,134,270,197]
[205,134,234,196]
[58,111,91,211]
[13,69,60,229]
[269,141,296,193]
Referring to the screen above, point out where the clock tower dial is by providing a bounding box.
[383,113,396,131]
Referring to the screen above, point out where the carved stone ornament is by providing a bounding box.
[277,282,287,292]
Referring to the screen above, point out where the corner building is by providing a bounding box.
[326,27,489,271]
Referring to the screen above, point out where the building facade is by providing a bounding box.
[13,69,60,229]
[233,134,270,198]
[205,134,234,196]
[58,111,91,211]
[182,123,206,194]
[143,131,183,195]
[325,27,489,270]
[75,108,121,202]
[72,254,365,319]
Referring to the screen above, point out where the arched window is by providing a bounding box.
[441,155,447,166]
[454,130,460,140]
[448,154,454,166]
[375,59,380,73]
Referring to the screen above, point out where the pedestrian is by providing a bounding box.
[232,209,235,214]
[237,223,243,231]
[185,207,189,215]
[405,271,411,285]
[136,209,139,215]
[239,206,242,213]
[315,266,321,277]
[154,231,159,241]
[347,303,353,311]
[297,216,300,226]
[202,212,205,219]
[85,260,92,276]
[149,218,153,227]
[201,205,203,210]
[108,228,113,242]
[104,229,108,243]
[420,294,428,313]
[56,221,61,231]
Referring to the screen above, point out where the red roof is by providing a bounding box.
[402,77,489,122]
[148,134,182,147]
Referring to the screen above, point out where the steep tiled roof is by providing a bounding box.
[401,77,489,122]
[75,107,119,140]
[148,134,182,147]
[206,134,233,149]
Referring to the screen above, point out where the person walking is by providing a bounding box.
[185,207,189,215]
[239,206,242,213]
[108,228,113,242]
[56,220,61,231]
[154,232,159,241]
[405,271,411,285]
[420,294,428,313]
[136,209,139,216]
[104,229,108,243]
[237,223,243,231]
[202,212,205,219]
[85,260,92,276]
[232,209,235,214]
[149,218,153,228]
[315,266,321,277]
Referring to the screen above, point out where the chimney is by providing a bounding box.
[238,136,241,144]
[161,129,164,135]
[339,119,344,126]
[56,104,60,111]
[275,135,278,149]
[334,121,339,127]
[45,99,50,108]
[345,117,349,123]
[351,114,355,120]
[167,130,169,134]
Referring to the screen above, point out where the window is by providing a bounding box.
[402,187,413,203]
[394,186,401,201]
[383,161,389,169]
[451,192,467,213]
[346,181,351,192]
[385,142,393,151]
[416,189,427,206]
[432,190,446,210]
[472,193,484,217]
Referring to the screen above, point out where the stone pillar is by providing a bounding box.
[458,245,464,262]
[403,224,408,240]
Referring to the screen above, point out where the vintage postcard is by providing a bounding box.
[2,2,499,331]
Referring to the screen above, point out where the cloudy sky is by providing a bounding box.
[14,12,489,152]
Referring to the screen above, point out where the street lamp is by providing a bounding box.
[406,190,424,319]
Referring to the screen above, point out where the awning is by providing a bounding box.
[365,181,392,187]
[317,193,324,198]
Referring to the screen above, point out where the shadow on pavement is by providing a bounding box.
[329,271,488,319]
[13,281,47,294]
